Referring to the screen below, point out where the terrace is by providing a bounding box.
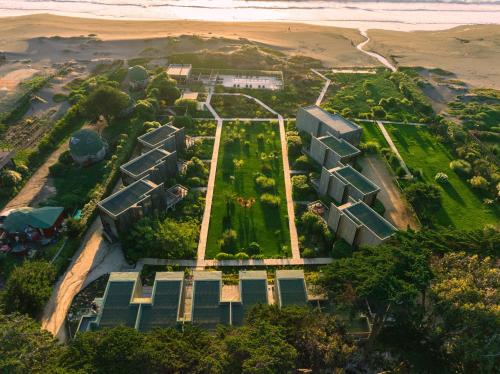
[137,123,185,152]
[319,135,360,158]
[345,201,395,240]
[120,148,177,185]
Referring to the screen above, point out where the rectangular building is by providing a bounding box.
[327,201,396,247]
[138,123,186,153]
[309,134,361,168]
[274,270,308,308]
[232,271,268,326]
[319,165,380,206]
[296,106,362,146]
[167,64,192,84]
[98,178,166,239]
[77,272,184,333]
[120,147,178,186]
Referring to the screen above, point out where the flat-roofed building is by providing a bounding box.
[138,123,186,153]
[191,271,230,329]
[232,271,268,326]
[327,201,396,247]
[98,178,165,239]
[274,270,308,308]
[297,106,362,146]
[167,64,192,84]
[309,134,361,168]
[77,272,184,333]
[319,165,380,206]
[120,147,178,186]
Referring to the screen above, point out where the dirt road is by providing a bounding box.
[41,219,125,341]
[359,155,419,230]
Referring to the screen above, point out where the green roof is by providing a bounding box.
[99,179,156,217]
[336,166,379,194]
[98,278,139,329]
[320,135,360,157]
[138,125,177,148]
[192,278,230,329]
[121,148,172,177]
[346,202,395,239]
[277,279,308,307]
[3,206,64,232]
[69,129,105,157]
[128,65,148,82]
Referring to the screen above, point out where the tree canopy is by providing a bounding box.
[147,72,181,105]
[83,85,130,123]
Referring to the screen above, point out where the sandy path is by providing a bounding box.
[41,218,125,341]
[356,29,397,72]
[2,144,67,211]
[359,155,418,230]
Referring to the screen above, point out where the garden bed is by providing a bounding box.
[205,121,291,258]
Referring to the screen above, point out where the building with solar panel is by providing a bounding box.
[319,164,380,206]
[138,122,186,154]
[77,272,184,333]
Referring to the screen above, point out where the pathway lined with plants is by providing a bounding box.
[196,90,223,267]
[311,69,331,106]
[134,256,333,271]
[376,120,413,178]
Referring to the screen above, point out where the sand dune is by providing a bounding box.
[0,14,499,88]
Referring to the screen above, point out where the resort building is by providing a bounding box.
[120,147,178,186]
[77,272,184,333]
[77,270,325,334]
[274,270,308,308]
[326,201,396,246]
[98,178,187,240]
[166,64,192,84]
[308,134,361,168]
[138,123,186,153]
[296,106,362,146]
[69,129,108,166]
[318,164,380,206]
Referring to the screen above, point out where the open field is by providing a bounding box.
[205,121,291,258]
[385,125,500,229]
[211,95,274,119]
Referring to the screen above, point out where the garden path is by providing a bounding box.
[311,69,331,105]
[376,120,413,178]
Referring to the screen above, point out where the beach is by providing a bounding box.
[0,14,499,88]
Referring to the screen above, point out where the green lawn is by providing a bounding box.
[205,121,291,258]
[385,125,500,229]
[357,121,388,148]
[211,95,274,118]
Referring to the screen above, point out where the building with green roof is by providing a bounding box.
[308,133,361,169]
[69,129,107,166]
[319,164,380,206]
[327,201,396,247]
[138,122,186,153]
[127,65,149,89]
[1,206,65,238]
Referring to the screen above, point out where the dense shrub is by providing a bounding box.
[247,242,262,256]
[291,175,311,199]
[468,175,489,190]
[254,174,276,191]
[0,169,22,187]
[219,229,238,253]
[361,141,380,154]
[449,159,472,176]
[434,172,449,184]
[260,193,281,207]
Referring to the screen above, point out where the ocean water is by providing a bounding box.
[0,0,499,30]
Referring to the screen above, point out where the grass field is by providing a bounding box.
[357,121,388,148]
[385,125,500,229]
[205,121,291,258]
[211,95,274,118]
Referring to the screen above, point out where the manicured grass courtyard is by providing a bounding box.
[206,120,291,258]
[385,125,500,229]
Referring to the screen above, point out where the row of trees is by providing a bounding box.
[0,306,357,374]
[317,228,499,372]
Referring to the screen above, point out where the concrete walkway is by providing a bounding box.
[311,69,331,106]
[196,90,223,267]
[376,120,413,178]
[355,118,430,127]
[356,29,397,72]
[134,257,332,271]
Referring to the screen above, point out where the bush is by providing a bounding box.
[449,159,472,177]
[0,169,22,187]
[404,182,441,224]
[260,193,280,207]
[2,261,56,317]
[235,252,250,260]
[15,163,29,176]
[435,172,449,184]
[361,141,380,154]
[293,155,313,171]
[291,175,311,199]
[468,175,489,190]
[143,121,161,132]
[301,248,316,258]
[215,252,234,260]
[247,242,262,256]
[219,229,238,253]
[185,157,208,179]
[255,175,276,191]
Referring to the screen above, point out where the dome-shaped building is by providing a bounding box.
[69,129,107,166]
[127,65,149,89]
